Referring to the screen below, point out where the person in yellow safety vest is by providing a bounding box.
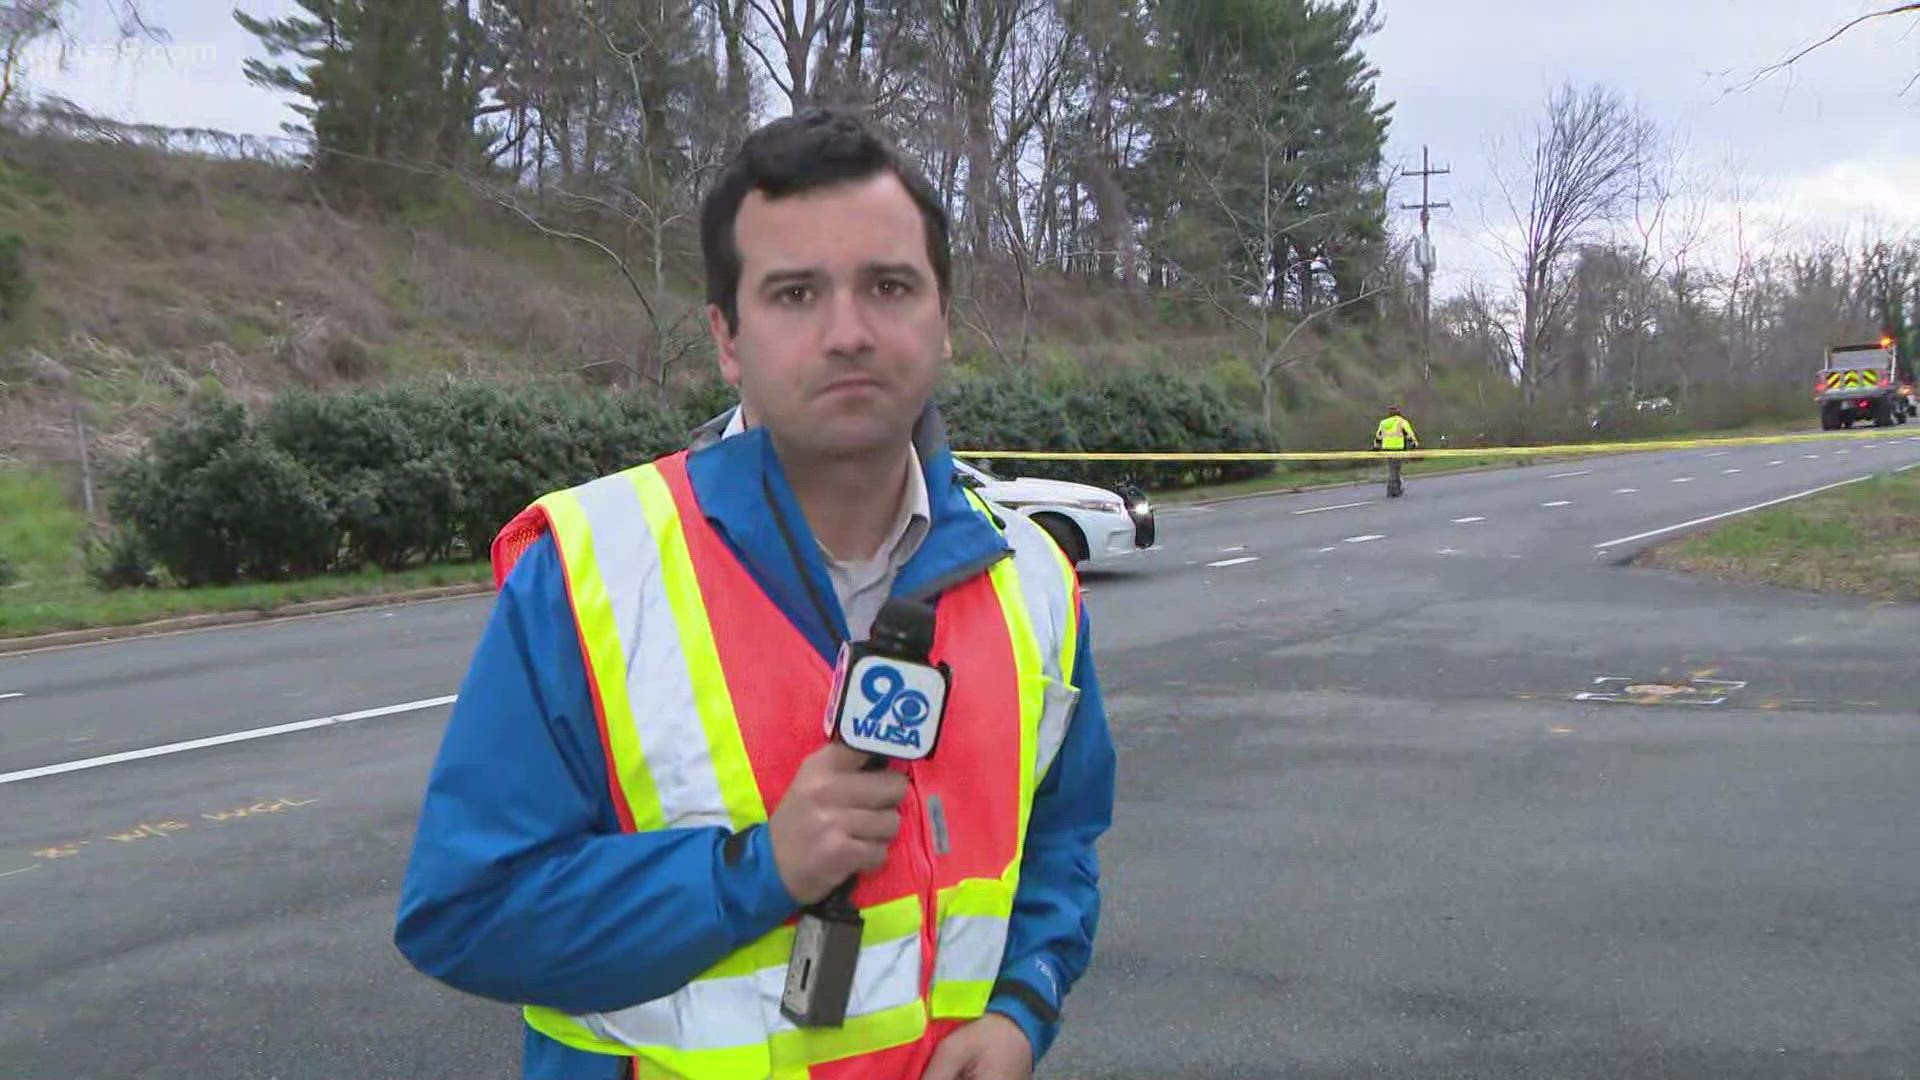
[1373,405,1419,497]
[393,107,1117,1080]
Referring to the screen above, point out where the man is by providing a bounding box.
[1373,404,1419,497]
[394,108,1116,1080]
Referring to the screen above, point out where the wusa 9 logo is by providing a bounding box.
[837,658,947,760]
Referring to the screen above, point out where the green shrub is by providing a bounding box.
[107,397,337,585]
[0,232,34,323]
[82,525,160,590]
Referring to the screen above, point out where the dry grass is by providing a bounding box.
[1641,471,1920,600]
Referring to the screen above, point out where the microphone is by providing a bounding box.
[780,597,951,1028]
[825,596,950,766]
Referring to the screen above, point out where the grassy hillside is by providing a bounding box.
[0,130,1252,468]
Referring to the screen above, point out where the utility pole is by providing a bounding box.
[1400,145,1450,382]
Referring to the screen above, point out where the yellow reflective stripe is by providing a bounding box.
[931,881,1015,1018]
[529,896,925,1066]
[1047,535,1080,684]
[525,1007,771,1079]
[537,489,666,832]
[629,466,765,832]
[986,556,1043,876]
[770,999,927,1069]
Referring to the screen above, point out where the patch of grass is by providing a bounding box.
[0,466,85,585]
[0,560,494,638]
[0,463,492,639]
[1641,471,1920,600]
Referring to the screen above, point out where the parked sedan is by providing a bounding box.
[953,458,1155,567]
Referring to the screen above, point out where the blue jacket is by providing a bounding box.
[394,422,1117,1079]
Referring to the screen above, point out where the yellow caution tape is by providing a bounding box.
[953,427,1910,464]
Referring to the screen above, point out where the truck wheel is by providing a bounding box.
[1821,407,1840,431]
[1873,397,1895,427]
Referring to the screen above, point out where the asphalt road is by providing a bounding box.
[5,431,1919,1079]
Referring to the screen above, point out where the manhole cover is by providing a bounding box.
[1573,676,1747,706]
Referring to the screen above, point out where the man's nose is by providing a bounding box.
[821,285,876,357]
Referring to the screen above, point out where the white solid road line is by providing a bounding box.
[1344,534,1386,544]
[0,694,458,786]
[1542,500,1572,507]
[1452,516,1486,524]
[1896,461,1920,474]
[1293,499,1374,515]
[1207,556,1260,568]
[1594,475,1876,551]
[1548,469,1592,479]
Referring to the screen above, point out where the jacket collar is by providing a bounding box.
[683,403,1010,661]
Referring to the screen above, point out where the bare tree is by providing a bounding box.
[0,0,158,111]
[1739,3,1920,91]
[742,0,850,111]
[1489,83,1654,402]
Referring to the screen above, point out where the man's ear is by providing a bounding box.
[708,304,741,387]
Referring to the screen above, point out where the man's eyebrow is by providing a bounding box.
[756,267,823,289]
[863,262,926,281]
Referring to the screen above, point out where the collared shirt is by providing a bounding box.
[721,406,931,638]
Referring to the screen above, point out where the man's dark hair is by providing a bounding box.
[700,108,951,333]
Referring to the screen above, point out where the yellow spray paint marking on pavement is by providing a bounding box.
[17,796,319,870]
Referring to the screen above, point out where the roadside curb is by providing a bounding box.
[0,582,493,656]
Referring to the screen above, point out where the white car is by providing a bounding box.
[953,458,1155,567]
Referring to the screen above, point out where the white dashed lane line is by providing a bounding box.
[1547,469,1592,479]
[1804,454,1821,460]
[1315,546,1337,554]
[1768,460,1784,466]
[1451,516,1485,524]
[1722,468,1742,474]
[1292,500,1374,516]
[1594,475,1876,551]
[1613,488,1638,494]
[1672,477,1695,483]
[1207,556,1260,568]
[1343,534,1386,545]
[1542,500,1572,508]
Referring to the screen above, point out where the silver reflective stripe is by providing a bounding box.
[999,513,1077,779]
[571,470,732,830]
[768,930,923,1034]
[586,969,768,1051]
[1001,514,1074,684]
[582,933,924,1051]
[932,914,1011,986]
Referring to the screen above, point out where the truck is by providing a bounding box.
[1816,337,1917,429]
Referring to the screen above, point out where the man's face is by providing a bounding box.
[709,171,950,462]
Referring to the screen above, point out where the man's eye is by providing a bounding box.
[777,285,812,304]
[876,279,911,297]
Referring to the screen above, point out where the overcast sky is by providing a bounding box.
[29,0,1920,297]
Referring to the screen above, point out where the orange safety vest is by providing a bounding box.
[490,451,1081,1079]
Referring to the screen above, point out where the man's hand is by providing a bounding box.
[768,742,907,905]
[922,1014,1034,1080]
